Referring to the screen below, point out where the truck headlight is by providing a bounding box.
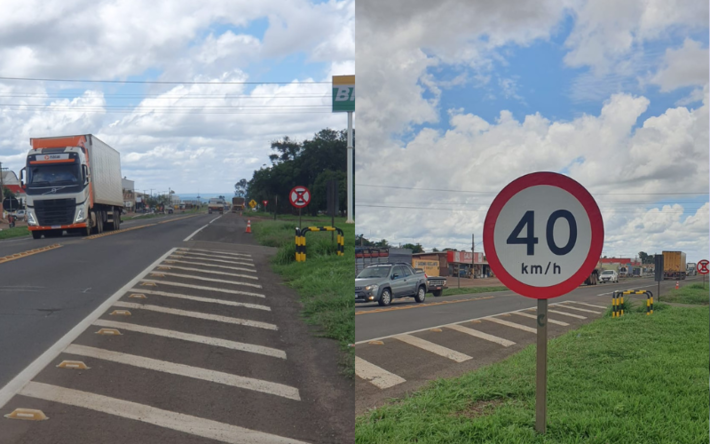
[27,211,37,226]
[75,207,85,222]
[365,284,379,293]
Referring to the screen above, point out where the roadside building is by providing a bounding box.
[411,250,491,278]
[1,170,26,206]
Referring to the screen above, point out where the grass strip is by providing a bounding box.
[441,286,509,297]
[0,226,30,240]
[252,217,354,378]
[658,282,709,305]
[356,295,709,442]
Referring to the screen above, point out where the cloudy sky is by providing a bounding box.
[355,0,709,263]
[0,0,354,198]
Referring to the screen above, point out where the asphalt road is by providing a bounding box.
[0,212,352,443]
[354,275,701,414]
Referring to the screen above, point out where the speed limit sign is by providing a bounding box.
[483,172,604,299]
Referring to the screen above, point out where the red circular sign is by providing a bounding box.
[698,260,709,275]
[483,172,604,299]
[289,186,311,209]
[262,200,268,206]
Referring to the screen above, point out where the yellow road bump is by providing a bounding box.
[471,320,482,324]
[110,310,131,316]
[0,244,63,265]
[157,266,171,270]
[430,328,442,332]
[57,360,90,370]
[129,293,147,299]
[141,282,157,287]
[4,408,48,421]
[95,328,122,335]
[500,313,511,317]
[151,273,165,277]
[368,340,384,345]
[165,260,176,264]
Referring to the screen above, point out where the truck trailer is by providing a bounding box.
[21,134,124,239]
[208,198,225,214]
[232,197,245,212]
[663,251,687,280]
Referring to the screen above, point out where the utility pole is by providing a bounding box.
[472,233,475,279]
[0,162,4,220]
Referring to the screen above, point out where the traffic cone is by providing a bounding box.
[675,280,679,289]
[245,220,252,234]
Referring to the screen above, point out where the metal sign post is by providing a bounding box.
[289,186,311,229]
[698,259,709,289]
[655,255,664,301]
[483,172,604,434]
[332,75,355,224]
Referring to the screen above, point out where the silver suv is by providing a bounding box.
[355,263,428,306]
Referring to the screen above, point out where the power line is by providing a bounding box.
[356,184,710,196]
[0,76,332,85]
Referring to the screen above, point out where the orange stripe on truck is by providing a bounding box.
[29,159,76,164]
[31,135,87,149]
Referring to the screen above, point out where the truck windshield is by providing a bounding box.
[357,267,391,278]
[29,164,81,187]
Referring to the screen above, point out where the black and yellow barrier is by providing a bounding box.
[613,290,654,317]
[295,226,344,262]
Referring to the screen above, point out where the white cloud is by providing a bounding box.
[650,39,709,92]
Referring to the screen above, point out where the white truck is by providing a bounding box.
[21,134,124,239]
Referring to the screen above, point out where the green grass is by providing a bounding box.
[252,217,355,377]
[440,286,509,297]
[356,299,709,443]
[658,282,709,305]
[0,226,30,240]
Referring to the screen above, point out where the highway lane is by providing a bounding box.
[0,212,352,443]
[354,276,701,414]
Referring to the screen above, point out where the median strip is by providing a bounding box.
[0,244,63,265]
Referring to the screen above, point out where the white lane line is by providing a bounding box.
[20,382,309,444]
[170,254,254,267]
[175,251,254,262]
[565,301,607,309]
[164,259,256,273]
[548,309,586,320]
[148,272,262,289]
[157,265,258,280]
[512,311,569,326]
[183,225,208,242]
[128,289,270,311]
[208,215,223,224]
[554,304,602,314]
[94,320,285,359]
[355,357,406,389]
[179,247,251,258]
[484,317,537,334]
[395,334,472,362]
[141,280,265,298]
[64,344,299,401]
[446,324,515,347]
[0,248,178,410]
[113,302,278,331]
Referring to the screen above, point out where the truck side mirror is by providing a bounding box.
[19,168,25,188]
[82,165,89,185]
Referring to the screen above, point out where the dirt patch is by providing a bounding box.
[451,399,506,419]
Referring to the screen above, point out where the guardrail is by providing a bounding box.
[612,290,653,317]
[295,226,344,262]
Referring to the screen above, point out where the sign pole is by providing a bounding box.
[472,234,475,279]
[346,111,354,224]
[536,297,548,434]
[298,207,302,231]
[274,196,277,221]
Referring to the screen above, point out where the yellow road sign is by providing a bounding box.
[249,199,257,208]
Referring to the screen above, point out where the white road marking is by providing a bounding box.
[141,280,266,298]
[180,247,251,258]
[157,265,258,280]
[554,304,602,314]
[128,289,270,311]
[484,317,537,334]
[170,254,254,266]
[0,248,178,410]
[446,324,515,347]
[183,225,208,242]
[355,357,406,389]
[548,309,587,320]
[564,301,607,309]
[64,344,299,401]
[93,320,285,359]
[19,382,309,444]
[395,334,472,362]
[512,311,570,326]
[208,215,223,224]
[164,259,256,273]
[150,272,262,289]
[175,251,254,262]
[113,302,278,331]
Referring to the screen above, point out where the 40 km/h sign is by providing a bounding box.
[483,172,604,299]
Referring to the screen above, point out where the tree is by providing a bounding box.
[3,188,14,199]
[234,179,248,197]
[432,247,440,252]
[401,243,424,253]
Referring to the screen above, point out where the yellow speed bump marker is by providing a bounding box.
[165,261,176,264]
[57,360,89,370]
[129,293,147,299]
[95,328,122,335]
[157,266,171,270]
[5,408,48,421]
[430,328,442,332]
[151,273,165,277]
[140,282,157,287]
[110,310,131,316]
[368,340,384,345]
[500,313,511,317]
[471,320,482,324]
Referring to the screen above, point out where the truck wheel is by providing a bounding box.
[433,290,442,297]
[414,286,426,303]
[31,231,42,239]
[378,289,392,306]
